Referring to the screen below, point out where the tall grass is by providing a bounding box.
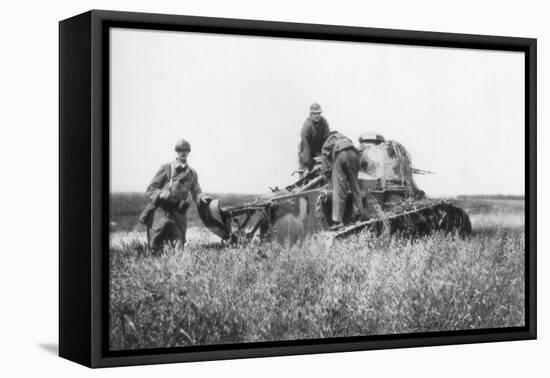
[110,216,524,350]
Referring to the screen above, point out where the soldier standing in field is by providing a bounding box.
[298,103,331,172]
[139,138,210,252]
[321,131,365,228]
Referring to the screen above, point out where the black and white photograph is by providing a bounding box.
[108,26,527,351]
[2,0,546,374]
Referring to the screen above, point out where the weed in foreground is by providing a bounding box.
[109,219,524,350]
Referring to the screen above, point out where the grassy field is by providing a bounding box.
[109,195,525,350]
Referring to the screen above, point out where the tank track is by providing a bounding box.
[327,198,472,239]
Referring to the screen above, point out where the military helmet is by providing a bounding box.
[175,138,191,152]
[358,132,385,143]
[309,102,323,114]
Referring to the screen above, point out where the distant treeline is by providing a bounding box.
[456,194,524,200]
[110,192,524,233]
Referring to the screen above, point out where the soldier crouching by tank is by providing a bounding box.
[139,138,211,253]
[321,131,366,228]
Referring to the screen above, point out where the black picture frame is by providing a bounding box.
[59,9,537,368]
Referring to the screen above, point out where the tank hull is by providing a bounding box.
[199,190,472,244]
[197,135,473,244]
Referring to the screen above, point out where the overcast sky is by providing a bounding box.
[110,28,524,196]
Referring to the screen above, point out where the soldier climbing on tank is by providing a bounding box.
[298,103,330,173]
[321,131,366,228]
[139,138,211,253]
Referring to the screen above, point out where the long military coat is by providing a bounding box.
[145,160,202,251]
[321,132,364,223]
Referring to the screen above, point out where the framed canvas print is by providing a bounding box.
[59,10,536,368]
